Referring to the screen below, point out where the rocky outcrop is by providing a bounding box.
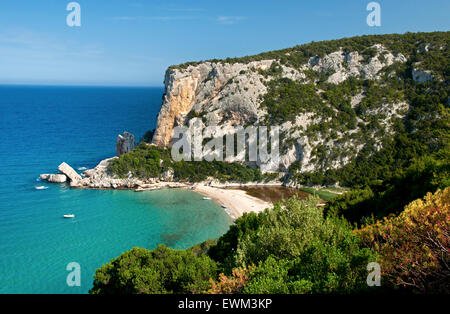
[161,168,174,181]
[40,174,67,183]
[40,163,80,184]
[58,162,82,183]
[41,157,144,189]
[151,43,417,174]
[116,132,135,156]
[72,158,174,189]
[152,61,275,146]
[305,45,406,84]
[78,157,143,188]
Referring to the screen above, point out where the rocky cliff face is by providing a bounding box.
[116,132,136,156]
[152,60,276,146]
[152,34,446,176]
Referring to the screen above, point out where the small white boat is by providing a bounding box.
[35,186,48,190]
[63,214,75,218]
[221,205,227,208]
[202,197,212,200]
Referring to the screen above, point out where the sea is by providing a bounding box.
[0,85,232,294]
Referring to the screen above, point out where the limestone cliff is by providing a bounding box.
[152,32,448,177]
[152,60,276,146]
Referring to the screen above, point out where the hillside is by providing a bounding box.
[98,31,450,295]
[151,32,449,188]
[91,188,450,294]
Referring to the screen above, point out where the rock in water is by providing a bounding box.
[116,132,136,156]
[58,162,82,183]
[48,174,67,183]
[40,173,67,183]
[40,174,50,181]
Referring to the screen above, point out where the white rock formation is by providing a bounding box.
[161,168,174,181]
[40,174,67,183]
[149,44,427,176]
[40,174,50,181]
[306,45,407,84]
[48,174,67,183]
[152,61,272,146]
[58,162,82,183]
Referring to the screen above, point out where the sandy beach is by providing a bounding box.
[134,180,277,220]
[192,185,273,220]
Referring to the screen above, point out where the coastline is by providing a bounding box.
[41,157,279,220]
[40,156,343,220]
[136,182,277,219]
[191,185,273,219]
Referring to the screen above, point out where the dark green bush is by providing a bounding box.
[90,245,218,294]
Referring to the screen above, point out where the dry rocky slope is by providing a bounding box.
[152,32,448,176]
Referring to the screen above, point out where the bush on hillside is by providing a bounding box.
[90,245,218,294]
[357,188,450,293]
[208,196,376,294]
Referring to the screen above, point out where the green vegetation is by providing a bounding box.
[261,79,324,124]
[299,187,341,201]
[93,32,449,294]
[90,245,217,294]
[170,32,449,79]
[108,142,278,183]
[290,70,449,188]
[91,185,449,294]
[226,196,375,294]
[92,196,377,294]
[324,151,450,225]
[139,129,155,144]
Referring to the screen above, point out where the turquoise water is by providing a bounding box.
[0,86,232,293]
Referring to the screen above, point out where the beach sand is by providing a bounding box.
[192,185,272,220]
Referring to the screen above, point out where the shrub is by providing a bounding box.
[324,152,450,225]
[208,196,376,294]
[108,142,273,183]
[208,266,254,294]
[90,245,218,294]
[357,188,450,293]
[139,129,155,144]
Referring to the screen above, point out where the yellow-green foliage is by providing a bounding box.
[357,188,450,293]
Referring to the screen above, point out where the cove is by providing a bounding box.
[0,187,232,294]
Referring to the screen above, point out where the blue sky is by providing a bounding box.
[0,0,448,86]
